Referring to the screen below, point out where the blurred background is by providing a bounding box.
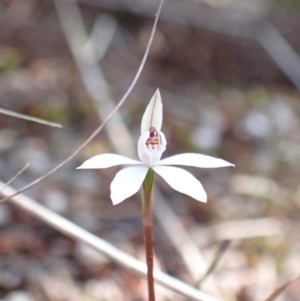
[1,0,300,300]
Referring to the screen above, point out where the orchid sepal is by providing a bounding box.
[110,165,149,205]
[141,89,163,134]
[157,153,234,168]
[152,165,207,202]
[76,153,141,169]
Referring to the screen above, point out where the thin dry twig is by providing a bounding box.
[263,276,300,301]
[54,0,134,157]
[70,0,259,38]
[0,181,220,301]
[0,108,62,128]
[0,163,29,193]
[197,240,231,288]
[0,0,164,204]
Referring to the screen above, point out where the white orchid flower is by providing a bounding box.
[77,89,234,205]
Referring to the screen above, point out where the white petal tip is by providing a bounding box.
[111,194,126,206]
[154,88,161,98]
[195,193,207,203]
[213,159,235,168]
[141,89,163,133]
[76,163,92,169]
[222,160,235,167]
[111,199,121,206]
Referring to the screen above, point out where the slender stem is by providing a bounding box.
[142,168,155,301]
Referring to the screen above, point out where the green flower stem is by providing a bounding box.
[142,168,155,301]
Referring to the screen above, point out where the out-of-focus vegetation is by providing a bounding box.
[274,0,300,9]
[1,0,300,300]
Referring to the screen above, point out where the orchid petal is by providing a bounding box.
[141,89,163,133]
[157,153,234,168]
[152,165,207,202]
[110,165,149,205]
[77,153,141,169]
[138,131,166,166]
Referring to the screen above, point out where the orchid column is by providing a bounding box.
[77,90,234,301]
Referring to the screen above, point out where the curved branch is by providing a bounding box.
[0,0,164,204]
[0,181,220,301]
[0,108,62,128]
